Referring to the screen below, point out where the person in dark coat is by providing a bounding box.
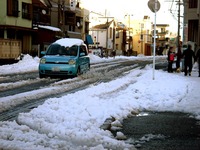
[167,47,175,73]
[196,48,200,77]
[182,44,195,76]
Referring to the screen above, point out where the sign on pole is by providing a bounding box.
[148,0,161,13]
[148,0,160,80]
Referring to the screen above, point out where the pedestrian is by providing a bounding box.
[181,44,195,76]
[176,46,182,72]
[112,50,116,59]
[196,48,200,77]
[167,47,175,73]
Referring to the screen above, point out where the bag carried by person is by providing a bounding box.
[169,53,174,61]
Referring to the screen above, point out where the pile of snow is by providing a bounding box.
[0,55,39,75]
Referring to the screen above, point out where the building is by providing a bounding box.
[50,0,89,39]
[131,16,152,56]
[35,0,91,53]
[183,0,199,52]
[115,22,127,55]
[154,24,170,55]
[0,0,90,58]
[90,20,116,56]
[0,0,33,56]
[32,0,61,56]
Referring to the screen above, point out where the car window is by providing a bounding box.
[79,45,88,56]
[46,44,78,56]
[46,44,66,55]
[68,45,78,56]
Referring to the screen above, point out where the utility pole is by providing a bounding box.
[128,15,131,51]
[176,0,181,71]
[141,23,144,54]
[125,14,133,52]
[177,0,181,47]
[58,0,60,29]
[62,0,65,37]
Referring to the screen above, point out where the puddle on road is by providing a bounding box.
[110,111,200,150]
[136,112,149,117]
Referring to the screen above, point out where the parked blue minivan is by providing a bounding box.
[39,38,90,78]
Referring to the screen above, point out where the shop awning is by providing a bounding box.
[86,35,94,44]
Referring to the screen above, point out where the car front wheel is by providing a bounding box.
[39,73,45,78]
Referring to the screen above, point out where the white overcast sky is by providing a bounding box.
[81,0,181,32]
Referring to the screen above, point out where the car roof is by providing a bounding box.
[54,38,85,47]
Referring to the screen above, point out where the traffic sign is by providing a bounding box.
[148,0,161,13]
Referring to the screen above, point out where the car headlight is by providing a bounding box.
[40,58,46,64]
[68,59,76,65]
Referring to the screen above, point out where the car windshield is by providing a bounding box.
[46,44,78,56]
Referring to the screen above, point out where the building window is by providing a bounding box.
[7,29,15,39]
[161,28,165,33]
[116,44,118,50]
[116,31,119,38]
[0,29,4,38]
[7,0,19,17]
[69,25,75,32]
[109,27,112,38]
[22,2,32,20]
[188,20,198,41]
[188,0,197,8]
[65,11,76,26]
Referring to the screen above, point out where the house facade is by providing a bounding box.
[115,22,127,55]
[0,0,33,57]
[90,20,116,56]
[154,24,171,55]
[131,16,152,56]
[50,0,90,40]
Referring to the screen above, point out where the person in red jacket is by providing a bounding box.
[167,47,175,73]
[182,44,195,76]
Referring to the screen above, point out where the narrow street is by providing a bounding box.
[0,58,156,121]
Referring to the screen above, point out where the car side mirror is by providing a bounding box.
[80,52,86,57]
[41,51,46,55]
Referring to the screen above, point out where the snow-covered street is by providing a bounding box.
[0,54,200,149]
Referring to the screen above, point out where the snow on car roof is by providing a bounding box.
[54,38,85,47]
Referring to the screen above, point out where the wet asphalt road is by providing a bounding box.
[120,111,200,150]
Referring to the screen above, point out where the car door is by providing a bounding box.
[79,45,90,73]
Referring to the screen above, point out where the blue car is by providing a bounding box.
[39,38,90,78]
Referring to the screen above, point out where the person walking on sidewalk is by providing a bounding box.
[167,47,175,73]
[182,44,195,76]
[176,45,182,72]
[196,48,200,77]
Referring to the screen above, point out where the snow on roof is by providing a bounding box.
[54,38,84,47]
[38,25,61,32]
